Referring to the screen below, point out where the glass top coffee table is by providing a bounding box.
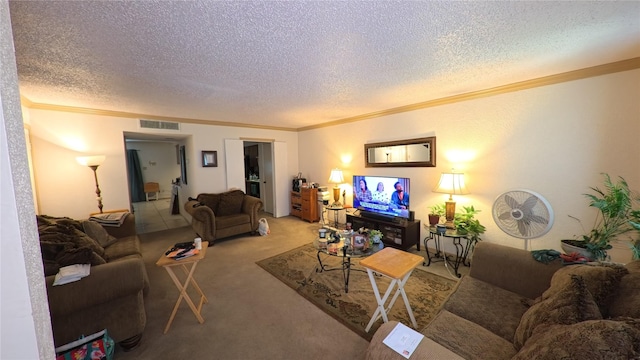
[313,230,384,293]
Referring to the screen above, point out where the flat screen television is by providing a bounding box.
[353,175,410,219]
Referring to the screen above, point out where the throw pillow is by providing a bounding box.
[82,220,119,248]
[197,193,222,213]
[513,274,602,350]
[542,263,628,317]
[217,190,245,216]
[512,320,640,359]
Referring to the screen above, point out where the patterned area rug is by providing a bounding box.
[256,243,457,340]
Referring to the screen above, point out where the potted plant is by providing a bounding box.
[629,209,640,260]
[368,229,383,244]
[453,205,486,245]
[561,174,638,261]
[428,204,445,226]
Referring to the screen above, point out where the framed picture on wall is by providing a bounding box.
[202,151,217,167]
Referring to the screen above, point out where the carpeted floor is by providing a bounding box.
[256,243,456,341]
[113,214,460,359]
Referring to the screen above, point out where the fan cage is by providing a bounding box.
[492,189,554,240]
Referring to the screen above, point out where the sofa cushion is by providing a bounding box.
[197,193,222,213]
[103,236,141,261]
[444,275,531,341]
[608,271,640,318]
[514,274,602,349]
[216,213,251,229]
[423,310,517,360]
[217,190,245,216]
[542,263,628,317]
[82,220,119,248]
[513,319,640,359]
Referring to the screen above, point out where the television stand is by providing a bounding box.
[347,212,420,251]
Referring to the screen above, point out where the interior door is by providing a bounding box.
[261,143,274,213]
[273,141,288,218]
[224,139,245,191]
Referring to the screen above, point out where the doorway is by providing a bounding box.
[243,141,274,214]
[123,132,189,233]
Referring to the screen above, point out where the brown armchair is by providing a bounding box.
[184,190,263,246]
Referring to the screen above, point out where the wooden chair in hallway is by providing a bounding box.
[144,182,160,201]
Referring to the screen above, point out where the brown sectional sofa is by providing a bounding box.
[38,213,149,350]
[366,242,640,359]
[184,190,263,246]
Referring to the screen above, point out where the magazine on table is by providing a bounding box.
[165,248,199,260]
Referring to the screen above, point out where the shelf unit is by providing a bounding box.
[290,188,319,222]
[347,212,420,251]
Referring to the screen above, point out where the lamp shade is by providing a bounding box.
[76,155,106,167]
[327,168,344,184]
[433,172,469,196]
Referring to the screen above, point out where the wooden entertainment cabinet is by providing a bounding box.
[290,188,319,222]
[347,212,420,251]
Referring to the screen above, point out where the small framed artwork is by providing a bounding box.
[201,151,217,167]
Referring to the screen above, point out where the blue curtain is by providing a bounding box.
[127,149,145,202]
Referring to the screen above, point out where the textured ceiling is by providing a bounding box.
[9,1,640,129]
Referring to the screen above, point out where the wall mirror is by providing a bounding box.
[364,137,436,167]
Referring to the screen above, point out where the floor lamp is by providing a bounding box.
[77,155,106,213]
[433,172,469,228]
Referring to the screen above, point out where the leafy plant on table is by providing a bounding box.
[368,229,383,244]
[429,204,446,216]
[454,205,486,245]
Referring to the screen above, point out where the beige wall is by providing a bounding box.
[28,109,299,219]
[298,69,640,261]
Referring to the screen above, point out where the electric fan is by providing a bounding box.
[492,189,554,250]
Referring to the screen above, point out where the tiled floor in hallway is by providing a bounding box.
[132,198,189,234]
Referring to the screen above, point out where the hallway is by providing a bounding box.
[132,198,189,234]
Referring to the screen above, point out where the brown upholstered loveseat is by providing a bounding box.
[37,213,149,351]
[366,242,640,359]
[184,190,263,246]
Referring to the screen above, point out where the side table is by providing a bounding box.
[423,226,472,278]
[324,206,344,229]
[155,242,209,334]
[359,247,423,332]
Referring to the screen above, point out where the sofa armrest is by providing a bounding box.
[102,213,136,239]
[242,195,263,231]
[46,257,146,317]
[469,242,562,299]
[184,200,215,242]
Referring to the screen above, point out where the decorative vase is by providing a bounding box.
[428,214,440,226]
[560,239,596,261]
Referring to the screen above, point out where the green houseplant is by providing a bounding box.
[630,209,640,260]
[454,205,486,245]
[428,204,446,226]
[562,174,639,261]
[368,229,383,244]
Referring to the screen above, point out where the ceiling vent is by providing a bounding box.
[139,119,180,131]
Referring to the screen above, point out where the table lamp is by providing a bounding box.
[77,155,106,213]
[327,168,344,207]
[433,172,469,228]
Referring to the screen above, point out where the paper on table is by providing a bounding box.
[382,322,424,359]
